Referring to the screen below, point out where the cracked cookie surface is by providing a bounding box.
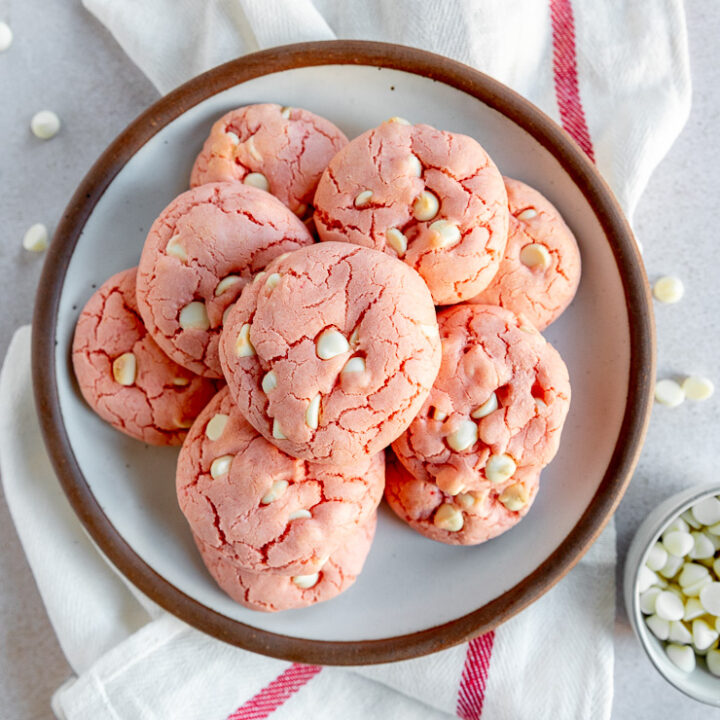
[190,103,348,218]
[176,387,385,575]
[219,242,442,465]
[469,177,581,329]
[313,119,509,305]
[72,268,218,445]
[136,182,313,378]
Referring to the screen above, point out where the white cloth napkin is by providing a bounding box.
[2,1,691,717]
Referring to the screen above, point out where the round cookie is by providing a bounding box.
[177,387,385,575]
[219,242,442,466]
[136,182,314,378]
[72,268,218,445]
[469,177,581,329]
[392,304,570,497]
[385,454,539,545]
[190,103,348,218]
[313,119,509,305]
[194,515,376,612]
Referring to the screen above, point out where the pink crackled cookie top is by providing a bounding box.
[72,268,218,445]
[190,103,348,217]
[392,304,570,497]
[470,177,581,329]
[194,514,376,612]
[176,387,385,575]
[136,182,313,378]
[219,242,442,466]
[313,119,509,305]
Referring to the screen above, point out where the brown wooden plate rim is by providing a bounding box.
[32,40,655,666]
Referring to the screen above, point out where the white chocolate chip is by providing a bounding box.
[349,328,360,347]
[166,235,187,262]
[179,302,210,331]
[172,376,190,386]
[341,356,366,375]
[446,420,478,452]
[666,517,690,534]
[235,323,255,357]
[205,414,229,441]
[654,378,685,407]
[215,275,241,296]
[429,406,448,422]
[639,587,662,615]
[387,116,411,125]
[420,323,440,340]
[663,530,694,557]
[668,621,693,645]
[638,565,661,592]
[485,454,517,484]
[261,479,289,505]
[112,352,136,386]
[519,243,551,269]
[653,275,684,303]
[471,392,498,419]
[254,271,266,284]
[692,618,719,651]
[288,509,312,520]
[222,304,235,326]
[691,496,720,526]
[499,483,529,512]
[407,154,422,177]
[645,542,668,572]
[175,416,193,429]
[294,203,308,217]
[226,130,240,145]
[658,553,684,579]
[243,172,269,192]
[292,573,319,589]
[688,531,715,560]
[0,22,13,52]
[265,272,281,290]
[683,576,712,598]
[681,509,703,529]
[280,106,292,119]
[261,371,277,393]
[272,418,286,440]
[700,582,720,616]
[456,492,481,511]
[412,190,440,221]
[305,394,321,429]
[433,503,464,532]
[428,219,461,249]
[666,643,696,672]
[654,591,685,621]
[708,649,720,677]
[386,227,408,257]
[682,375,714,401]
[646,614,670,640]
[210,455,233,478]
[316,329,350,360]
[31,110,61,139]
[246,136,263,162]
[678,563,710,589]
[354,190,374,207]
[517,208,538,221]
[683,597,706,621]
[22,223,49,252]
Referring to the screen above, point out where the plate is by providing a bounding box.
[32,41,654,665]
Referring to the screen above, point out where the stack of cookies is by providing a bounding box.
[72,103,580,612]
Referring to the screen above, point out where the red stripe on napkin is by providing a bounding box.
[226,663,322,719]
[550,0,595,160]
[456,631,495,720]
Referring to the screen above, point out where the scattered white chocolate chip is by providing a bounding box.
[246,136,263,162]
[316,328,350,360]
[31,110,61,140]
[692,497,720,526]
[499,483,529,512]
[639,587,662,615]
[471,393,498,419]
[354,190,374,207]
[0,22,13,52]
[654,378,685,407]
[261,371,277,393]
[654,591,685,622]
[412,190,439,221]
[205,414,229,441]
[166,235,187,262]
[305,394,321,429]
[243,172,269,191]
[172,376,190,386]
[226,130,240,145]
[517,208,538,221]
[215,275,241,296]
[666,643,696,672]
[341,356,366,375]
[22,223,49,252]
[386,227,408,256]
[265,272,281,290]
[272,419,286,440]
[210,455,233,479]
[663,530,694,557]
[653,275,684,304]
[289,509,312,520]
[179,302,210,331]
[112,352,136,386]
[446,420,478,452]
[668,620,693,645]
[235,323,255,357]
[428,219,461,249]
[646,614,670,640]
[387,116,411,125]
[407,154,422,177]
[519,243,551,269]
[433,503,464,532]
[292,573,319,589]
[261,479,289,505]
[646,542,668,572]
[485,454,517,484]
[682,375,714,401]
[700,582,720,616]
[280,106,292,119]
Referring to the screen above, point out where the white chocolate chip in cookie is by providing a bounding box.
[172,376,190,387]
[280,106,292,119]
[261,479,289,505]
[265,272,281,290]
[428,220,461,249]
[316,329,350,359]
[166,235,188,262]
[354,190,374,208]
[446,420,478,452]
[246,136,263,162]
[261,371,278,393]
[235,323,255,357]
[434,503,464,532]
[226,130,240,145]
[387,116,411,125]
[305,394,321,429]
[341,356,366,375]
[243,172,269,192]
[112,352,136,386]
[175,416,194,429]
[519,243,551,269]
[517,208,538,221]
[653,276,684,304]
[471,392,498,419]
[349,328,360,347]
[386,228,408,257]
[429,406,448,422]
[179,302,210,331]
[205,413,229,441]
[222,304,235,326]
[499,483,529,511]
[292,573,319,589]
[272,418,286,440]
[289,509,312,520]
[413,190,439,221]
[407,154,422,177]
[485,454,517,484]
[215,275,241,296]
[210,455,233,479]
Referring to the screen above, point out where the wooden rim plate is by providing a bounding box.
[32,40,654,665]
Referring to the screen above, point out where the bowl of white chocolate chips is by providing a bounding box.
[625,484,720,705]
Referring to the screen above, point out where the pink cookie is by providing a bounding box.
[136,182,313,378]
[313,119,509,305]
[190,103,348,218]
[194,515,376,612]
[177,387,385,575]
[72,268,218,445]
[219,242,442,466]
[392,304,570,497]
[385,454,539,545]
[470,177,581,329]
